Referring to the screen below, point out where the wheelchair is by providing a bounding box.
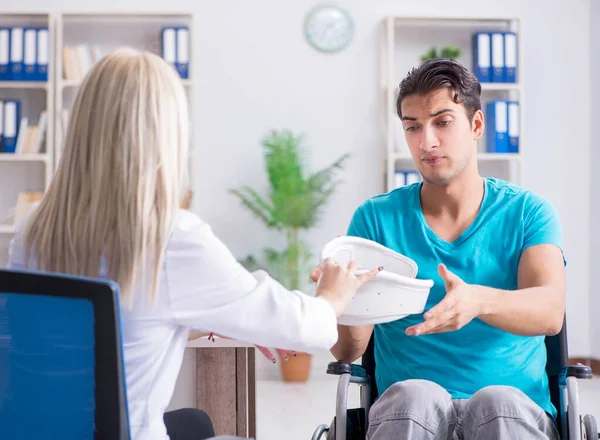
[312,318,598,440]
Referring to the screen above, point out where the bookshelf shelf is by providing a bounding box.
[59,79,80,88]
[0,153,49,162]
[0,225,16,234]
[481,82,521,91]
[478,153,522,161]
[60,78,192,88]
[392,152,522,162]
[391,16,519,27]
[381,15,524,192]
[0,81,48,89]
[62,12,193,19]
[386,82,521,91]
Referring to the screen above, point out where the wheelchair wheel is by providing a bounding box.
[583,414,598,439]
[311,424,329,440]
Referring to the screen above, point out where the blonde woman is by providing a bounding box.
[7,48,381,440]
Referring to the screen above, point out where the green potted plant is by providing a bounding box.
[230,129,349,381]
[420,45,462,62]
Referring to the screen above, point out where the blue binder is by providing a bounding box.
[176,27,189,79]
[0,100,3,151]
[2,100,20,153]
[472,32,491,82]
[503,32,518,83]
[491,32,504,82]
[10,28,24,81]
[406,171,421,185]
[507,101,519,153]
[23,28,37,81]
[394,170,407,188]
[486,100,509,153]
[35,28,49,81]
[0,28,9,81]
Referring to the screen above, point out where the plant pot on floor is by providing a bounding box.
[279,352,312,382]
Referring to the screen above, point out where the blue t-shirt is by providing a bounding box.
[346,177,564,419]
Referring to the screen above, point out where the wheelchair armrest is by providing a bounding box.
[327,360,368,378]
[562,363,593,380]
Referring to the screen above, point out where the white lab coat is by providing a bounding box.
[8,208,338,440]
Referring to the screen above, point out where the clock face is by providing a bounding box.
[304,5,354,53]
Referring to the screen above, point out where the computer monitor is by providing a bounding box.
[0,269,129,440]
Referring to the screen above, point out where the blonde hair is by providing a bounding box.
[24,48,189,305]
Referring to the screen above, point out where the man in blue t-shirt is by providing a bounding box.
[314,59,565,440]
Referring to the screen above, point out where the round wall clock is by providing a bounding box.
[304,4,354,53]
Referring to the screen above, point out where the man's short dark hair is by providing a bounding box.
[396,58,482,123]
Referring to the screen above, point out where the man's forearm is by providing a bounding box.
[330,324,373,363]
[477,285,564,336]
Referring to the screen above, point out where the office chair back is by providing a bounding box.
[0,268,130,440]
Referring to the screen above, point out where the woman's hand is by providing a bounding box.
[312,257,382,316]
[202,332,296,363]
[255,345,296,363]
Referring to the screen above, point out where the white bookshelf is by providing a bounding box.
[381,15,524,192]
[0,13,55,249]
[0,12,195,254]
[54,11,195,196]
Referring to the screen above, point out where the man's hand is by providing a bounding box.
[405,264,482,336]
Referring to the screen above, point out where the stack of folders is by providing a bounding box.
[62,45,103,82]
[485,100,519,153]
[0,27,49,81]
[472,31,517,83]
[161,26,190,79]
[0,100,47,154]
[394,170,421,189]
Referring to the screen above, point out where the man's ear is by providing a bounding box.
[471,109,485,140]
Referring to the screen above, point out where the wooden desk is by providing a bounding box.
[186,336,256,438]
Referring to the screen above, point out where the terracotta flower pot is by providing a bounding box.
[279,352,312,382]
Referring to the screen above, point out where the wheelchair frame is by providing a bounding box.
[312,317,598,440]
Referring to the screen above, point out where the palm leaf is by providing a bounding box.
[229,187,277,228]
[238,186,278,228]
[306,154,350,192]
[262,130,305,195]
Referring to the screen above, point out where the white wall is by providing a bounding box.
[590,0,600,360]
[3,0,592,357]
